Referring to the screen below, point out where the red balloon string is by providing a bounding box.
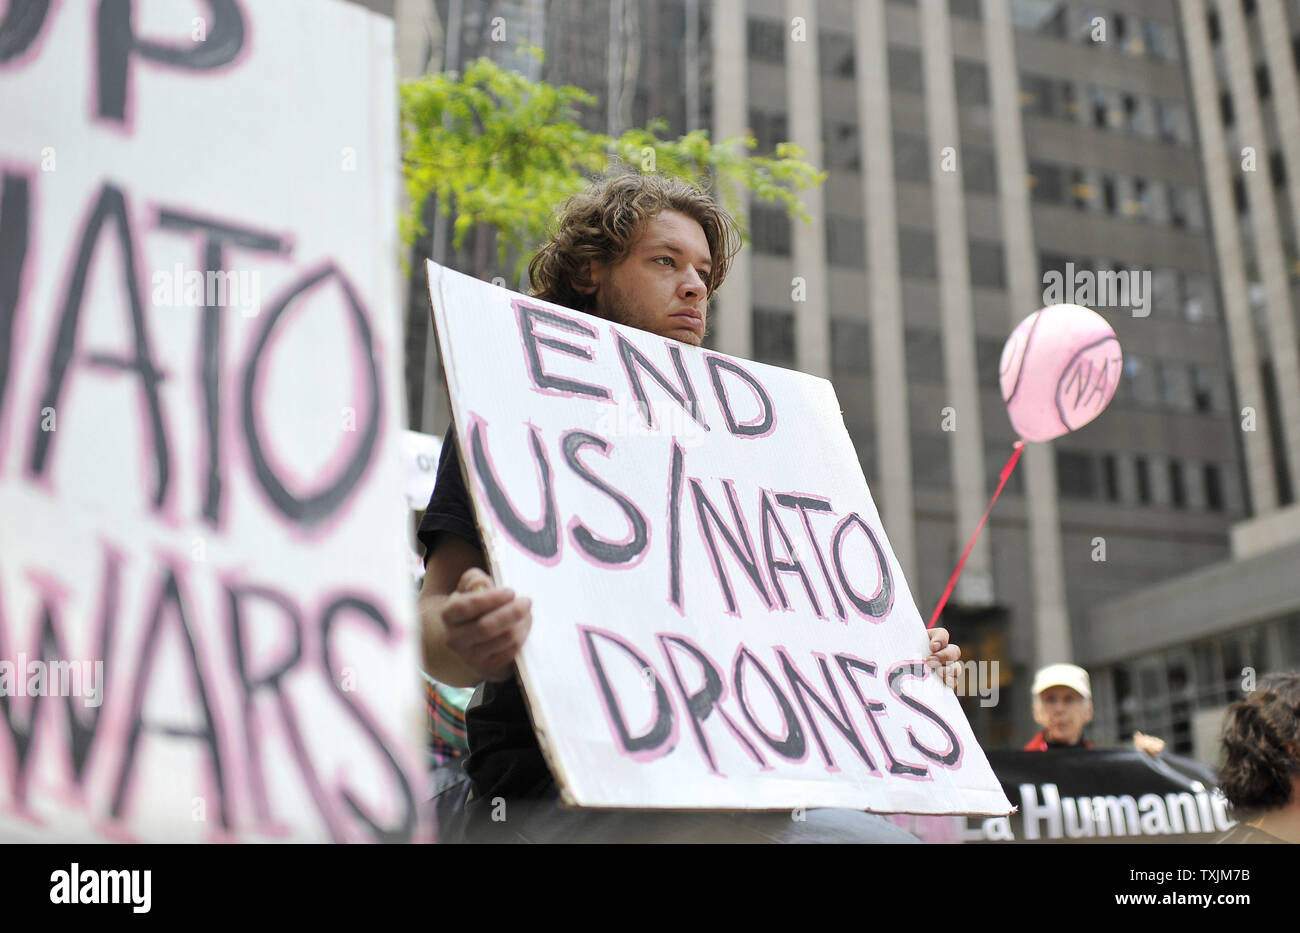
[926,441,1025,630]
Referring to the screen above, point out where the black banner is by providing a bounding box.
[968,749,1228,843]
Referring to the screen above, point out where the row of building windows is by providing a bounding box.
[887,47,991,106]
[752,207,1011,285]
[1057,449,1228,510]
[901,433,1230,511]
[1021,73,1195,146]
[1099,615,1300,754]
[756,313,1228,424]
[1010,0,1180,63]
[1030,161,1207,230]
[1039,253,1220,323]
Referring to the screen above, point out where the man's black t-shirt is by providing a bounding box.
[418,424,553,801]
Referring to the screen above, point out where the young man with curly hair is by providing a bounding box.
[418,171,963,842]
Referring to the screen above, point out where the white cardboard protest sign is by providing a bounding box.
[429,260,1012,815]
[0,1,426,842]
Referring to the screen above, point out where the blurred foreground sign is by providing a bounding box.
[0,1,425,841]
[428,261,1011,815]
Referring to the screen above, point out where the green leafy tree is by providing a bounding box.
[401,52,826,279]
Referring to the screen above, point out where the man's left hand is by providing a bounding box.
[926,627,962,689]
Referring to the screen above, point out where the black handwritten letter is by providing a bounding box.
[562,430,648,565]
[242,264,381,528]
[28,184,170,509]
[96,0,245,122]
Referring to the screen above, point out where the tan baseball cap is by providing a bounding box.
[1031,663,1092,700]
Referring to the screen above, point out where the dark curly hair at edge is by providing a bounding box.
[1218,671,1300,817]
[528,170,742,316]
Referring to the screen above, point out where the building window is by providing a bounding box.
[749,108,787,153]
[963,147,998,194]
[753,309,794,365]
[1183,275,1208,320]
[1219,91,1234,127]
[1101,173,1118,213]
[1169,184,1188,227]
[955,60,990,106]
[820,31,855,77]
[1071,168,1092,210]
[969,240,1005,289]
[826,215,865,267]
[905,328,943,382]
[823,120,860,171]
[1029,160,1065,203]
[1011,0,1067,36]
[1191,365,1214,412]
[831,318,870,374]
[976,338,1005,386]
[1122,354,1143,404]
[1122,93,1140,133]
[1204,464,1224,511]
[1169,460,1187,508]
[1102,453,1120,501]
[751,204,791,256]
[894,133,931,184]
[1158,360,1184,409]
[1156,99,1187,144]
[1057,450,1096,499]
[1256,64,1271,99]
[747,18,786,63]
[1153,268,1180,314]
[1271,150,1287,188]
[899,228,937,279]
[1135,456,1152,503]
[1092,86,1110,127]
[888,46,924,94]
[912,434,952,488]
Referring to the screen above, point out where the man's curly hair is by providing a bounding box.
[528,171,742,315]
[1218,672,1300,817]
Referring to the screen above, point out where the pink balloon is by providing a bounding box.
[999,304,1123,442]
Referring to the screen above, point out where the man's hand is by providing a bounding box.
[926,627,962,688]
[1133,731,1166,756]
[440,567,533,683]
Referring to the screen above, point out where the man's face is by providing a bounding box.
[1033,685,1093,745]
[582,210,713,347]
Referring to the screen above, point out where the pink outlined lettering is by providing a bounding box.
[833,652,927,780]
[463,412,562,567]
[730,645,807,764]
[689,477,773,617]
[830,512,894,622]
[773,646,876,774]
[705,354,776,438]
[886,660,964,770]
[513,298,612,402]
[577,625,677,763]
[560,429,650,570]
[656,632,767,776]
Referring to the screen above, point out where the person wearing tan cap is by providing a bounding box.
[1024,663,1165,754]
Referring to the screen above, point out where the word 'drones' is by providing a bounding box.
[580,627,963,779]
